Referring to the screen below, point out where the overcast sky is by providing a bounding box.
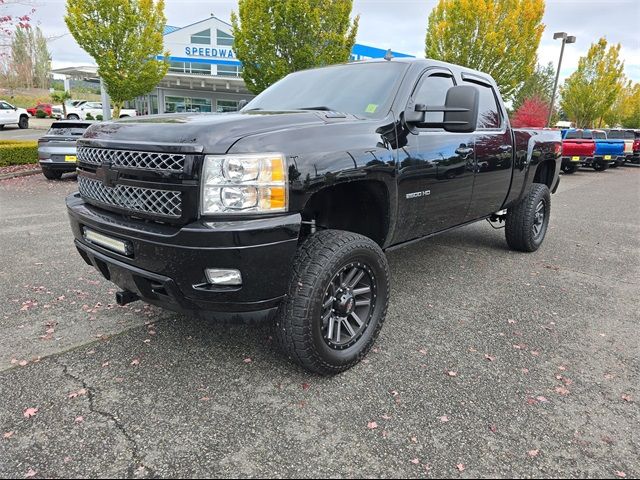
[6,0,640,83]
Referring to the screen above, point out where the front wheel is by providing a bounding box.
[275,230,389,375]
[67,114,80,120]
[18,116,28,129]
[505,183,551,252]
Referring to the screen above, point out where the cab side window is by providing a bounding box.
[466,81,502,129]
[413,73,455,124]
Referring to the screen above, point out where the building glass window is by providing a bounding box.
[169,61,185,73]
[165,96,212,113]
[216,64,242,77]
[191,29,211,45]
[216,100,238,113]
[188,62,211,75]
[216,29,234,46]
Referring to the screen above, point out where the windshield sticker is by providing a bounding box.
[365,104,378,113]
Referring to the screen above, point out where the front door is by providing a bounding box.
[0,102,16,124]
[393,70,476,244]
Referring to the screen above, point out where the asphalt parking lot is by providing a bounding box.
[0,167,638,478]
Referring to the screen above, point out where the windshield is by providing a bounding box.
[592,131,606,140]
[243,62,408,118]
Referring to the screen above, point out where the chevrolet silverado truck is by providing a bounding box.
[561,129,595,174]
[592,129,624,170]
[66,58,561,374]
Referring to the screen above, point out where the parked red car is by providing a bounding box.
[561,129,596,174]
[26,103,53,117]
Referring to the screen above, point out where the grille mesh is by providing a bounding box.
[78,176,182,218]
[77,146,185,172]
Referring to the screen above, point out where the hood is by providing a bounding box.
[78,111,360,154]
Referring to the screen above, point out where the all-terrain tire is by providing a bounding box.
[505,183,551,253]
[275,229,389,375]
[18,115,28,129]
[562,164,578,174]
[593,162,609,171]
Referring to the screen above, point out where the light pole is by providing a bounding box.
[547,32,576,127]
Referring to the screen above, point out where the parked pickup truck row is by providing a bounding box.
[65,58,561,374]
[561,128,627,173]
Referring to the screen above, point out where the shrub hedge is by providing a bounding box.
[0,140,38,167]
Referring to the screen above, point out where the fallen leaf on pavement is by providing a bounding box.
[75,416,84,423]
[410,436,418,443]
[410,458,420,465]
[367,421,378,430]
[439,415,450,423]
[615,471,626,478]
[24,468,37,478]
[485,354,496,362]
[23,407,38,418]
[3,431,14,439]
[130,358,140,366]
[446,371,458,377]
[555,386,570,396]
[456,463,465,472]
[243,357,252,364]
[528,449,539,457]
[302,383,311,391]
[621,394,633,402]
[68,388,87,399]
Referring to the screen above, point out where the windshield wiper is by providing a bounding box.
[297,106,335,111]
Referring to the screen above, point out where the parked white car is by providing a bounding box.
[0,100,30,129]
[65,101,137,120]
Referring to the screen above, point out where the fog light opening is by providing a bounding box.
[205,268,243,286]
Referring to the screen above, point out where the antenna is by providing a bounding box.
[384,49,393,61]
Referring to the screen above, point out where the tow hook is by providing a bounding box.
[115,290,139,306]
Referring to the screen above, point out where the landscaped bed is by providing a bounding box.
[0,140,38,167]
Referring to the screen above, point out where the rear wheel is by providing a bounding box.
[42,168,62,180]
[593,162,609,171]
[275,229,389,375]
[505,183,551,253]
[562,164,578,174]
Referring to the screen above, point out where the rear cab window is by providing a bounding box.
[47,123,91,136]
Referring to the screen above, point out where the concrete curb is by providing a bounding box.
[0,168,41,180]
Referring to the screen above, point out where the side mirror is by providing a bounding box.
[237,99,248,110]
[442,85,479,133]
[405,85,479,133]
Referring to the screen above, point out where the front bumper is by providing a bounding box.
[67,193,301,321]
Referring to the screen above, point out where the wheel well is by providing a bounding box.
[302,181,390,247]
[533,160,556,189]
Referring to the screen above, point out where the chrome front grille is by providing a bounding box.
[77,146,186,172]
[78,176,182,218]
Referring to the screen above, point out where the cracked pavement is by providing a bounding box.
[0,167,638,478]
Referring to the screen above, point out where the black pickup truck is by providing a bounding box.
[66,58,561,374]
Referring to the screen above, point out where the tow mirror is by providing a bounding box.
[405,85,479,133]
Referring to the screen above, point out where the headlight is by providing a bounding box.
[201,153,287,215]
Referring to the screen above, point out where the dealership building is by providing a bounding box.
[54,15,413,116]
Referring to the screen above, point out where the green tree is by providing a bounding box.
[7,25,51,88]
[425,0,545,101]
[51,90,72,118]
[512,62,555,112]
[65,0,169,118]
[619,83,640,128]
[560,38,625,128]
[231,0,359,94]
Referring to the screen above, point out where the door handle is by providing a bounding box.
[499,145,513,152]
[455,147,474,156]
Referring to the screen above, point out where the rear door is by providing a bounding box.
[463,76,513,220]
[393,68,476,242]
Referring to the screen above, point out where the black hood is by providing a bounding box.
[78,111,360,154]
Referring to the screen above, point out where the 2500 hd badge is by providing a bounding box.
[66,58,561,375]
